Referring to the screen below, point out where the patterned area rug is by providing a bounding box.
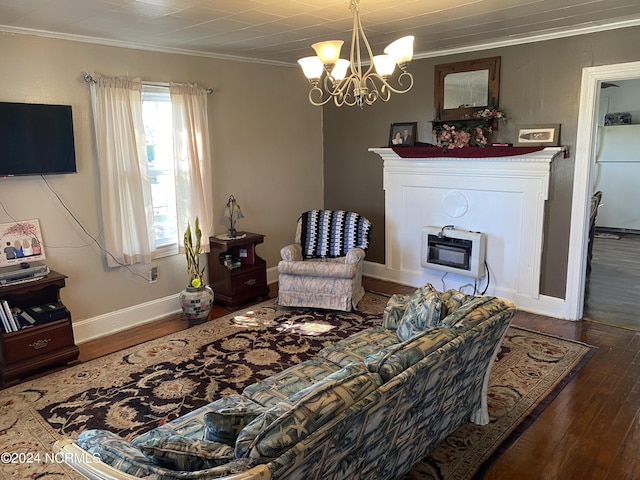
[0,293,594,480]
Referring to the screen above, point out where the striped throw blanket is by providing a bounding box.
[300,210,372,259]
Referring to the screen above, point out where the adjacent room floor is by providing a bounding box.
[583,231,640,330]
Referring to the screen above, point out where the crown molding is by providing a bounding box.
[0,25,293,67]
[413,17,640,60]
[2,16,640,67]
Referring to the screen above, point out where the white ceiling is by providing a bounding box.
[1,0,640,66]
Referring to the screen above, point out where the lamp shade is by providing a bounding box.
[384,35,414,65]
[331,59,350,80]
[298,56,324,80]
[312,40,344,65]
[373,54,396,77]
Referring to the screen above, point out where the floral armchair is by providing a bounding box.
[277,210,372,312]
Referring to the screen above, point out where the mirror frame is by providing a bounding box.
[434,56,501,121]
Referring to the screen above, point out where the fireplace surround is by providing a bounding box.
[367,146,567,317]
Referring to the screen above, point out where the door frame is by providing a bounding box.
[565,60,640,319]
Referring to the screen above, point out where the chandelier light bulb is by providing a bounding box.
[372,54,396,77]
[331,59,351,80]
[384,35,415,66]
[298,56,324,81]
[312,40,344,66]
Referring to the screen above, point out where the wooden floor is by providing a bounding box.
[584,232,640,330]
[30,278,640,479]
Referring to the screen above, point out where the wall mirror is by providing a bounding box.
[434,56,501,121]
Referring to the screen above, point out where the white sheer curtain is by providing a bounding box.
[170,82,213,253]
[90,75,156,267]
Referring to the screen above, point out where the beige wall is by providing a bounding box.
[3,26,638,322]
[0,32,323,321]
[323,26,640,299]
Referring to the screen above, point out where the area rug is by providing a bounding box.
[0,293,594,480]
[594,231,624,240]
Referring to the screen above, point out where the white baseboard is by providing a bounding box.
[74,262,575,344]
[72,294,182,344]
[362,261,577,321]
[75,267,282,344]
[267,265,279,286]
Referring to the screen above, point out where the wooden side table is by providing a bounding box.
[0,271,80,388]
[208,232,269,309]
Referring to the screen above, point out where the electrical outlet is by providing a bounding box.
[149,266,158,283]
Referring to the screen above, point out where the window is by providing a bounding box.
[141,85,178,255]
[89,74,212,267]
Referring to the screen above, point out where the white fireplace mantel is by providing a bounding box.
[367,147,566,317]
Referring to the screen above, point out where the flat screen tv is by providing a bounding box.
[0,101,77,176]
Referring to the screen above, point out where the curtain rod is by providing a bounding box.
[83,73,212,94]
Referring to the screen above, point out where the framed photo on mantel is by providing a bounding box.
[389,122,417,147]
[515,124,560,146]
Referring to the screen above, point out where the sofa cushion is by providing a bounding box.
[396,284,444,341]
[243,357,340,407]
[79,429,160,478]
[133,410,219,448]
[442,296,515,331]
[202,395,267,446]
[318,326,400,367]
[383,288,469,333]
[135,434,234,471]
[277,259,357,278]
[78,429,256,479]
[440,289,471,316]
[235,362,382,461]
[365,327,458,382]
[381,293,411,330]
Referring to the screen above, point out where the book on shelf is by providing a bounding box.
[0,299,45,333]
[0,304,11,333]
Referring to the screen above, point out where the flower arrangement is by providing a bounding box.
[184,217,204,289]
[465,108,506,121]
[433,124,489,149]
[433,108,506,149]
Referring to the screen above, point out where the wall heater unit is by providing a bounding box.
[421,226,486,279]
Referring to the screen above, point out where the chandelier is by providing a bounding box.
[297,0,414,107]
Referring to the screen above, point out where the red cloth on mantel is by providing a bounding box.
[391,146,546,158]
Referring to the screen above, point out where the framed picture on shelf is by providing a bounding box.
[389,122,417,146]
[0,219,46,268]
[515,124,560,146]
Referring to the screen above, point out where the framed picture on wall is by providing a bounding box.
[389,122,417,146]
[515,124,560,146]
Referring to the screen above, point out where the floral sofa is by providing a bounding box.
[54,285,516,480]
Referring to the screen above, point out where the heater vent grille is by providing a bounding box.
[421,226,486,279]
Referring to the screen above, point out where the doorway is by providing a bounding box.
[565,60,640,320]
[583,79,640,328]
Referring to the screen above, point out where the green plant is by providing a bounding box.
[184,217,204,288]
